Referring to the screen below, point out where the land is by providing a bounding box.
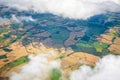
[0,6,120,79]
[97,27,120,54]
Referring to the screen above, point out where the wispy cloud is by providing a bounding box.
[0,17,10,25]
[10,54,120,80]
[70,55,120,80]
[10,54,61,80]
[11,15,35,23]
[0,0,120,19]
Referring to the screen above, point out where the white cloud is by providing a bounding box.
[10,54,61,80]
[0,17,10,25]
[0,0,120,19]
[11,15,35,23]
[70,55,120,80]
[9,53,120,80]
[0,17,10,22]
[19,16,35,22]
[11,15,20,23]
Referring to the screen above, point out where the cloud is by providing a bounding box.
[0,0,120,19]
[9,53,120,80]
[0,17,10,25]
[11,15,35,23]
[10,54,61,80]
[70,55,120,80]
[19,16,35,22]
[0,17,10,22]
[11,15,20,23]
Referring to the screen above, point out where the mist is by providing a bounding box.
[10,54,61,80]
[11,15,35,23]
[0,0,120,19]
[70,55,120,80]
[9,53,120,80]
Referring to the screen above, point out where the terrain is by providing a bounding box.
[0,5,120,79]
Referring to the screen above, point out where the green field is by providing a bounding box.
[50,68,62,80]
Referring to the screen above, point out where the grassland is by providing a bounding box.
[0,56,29,73]
[50,68,62,80]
